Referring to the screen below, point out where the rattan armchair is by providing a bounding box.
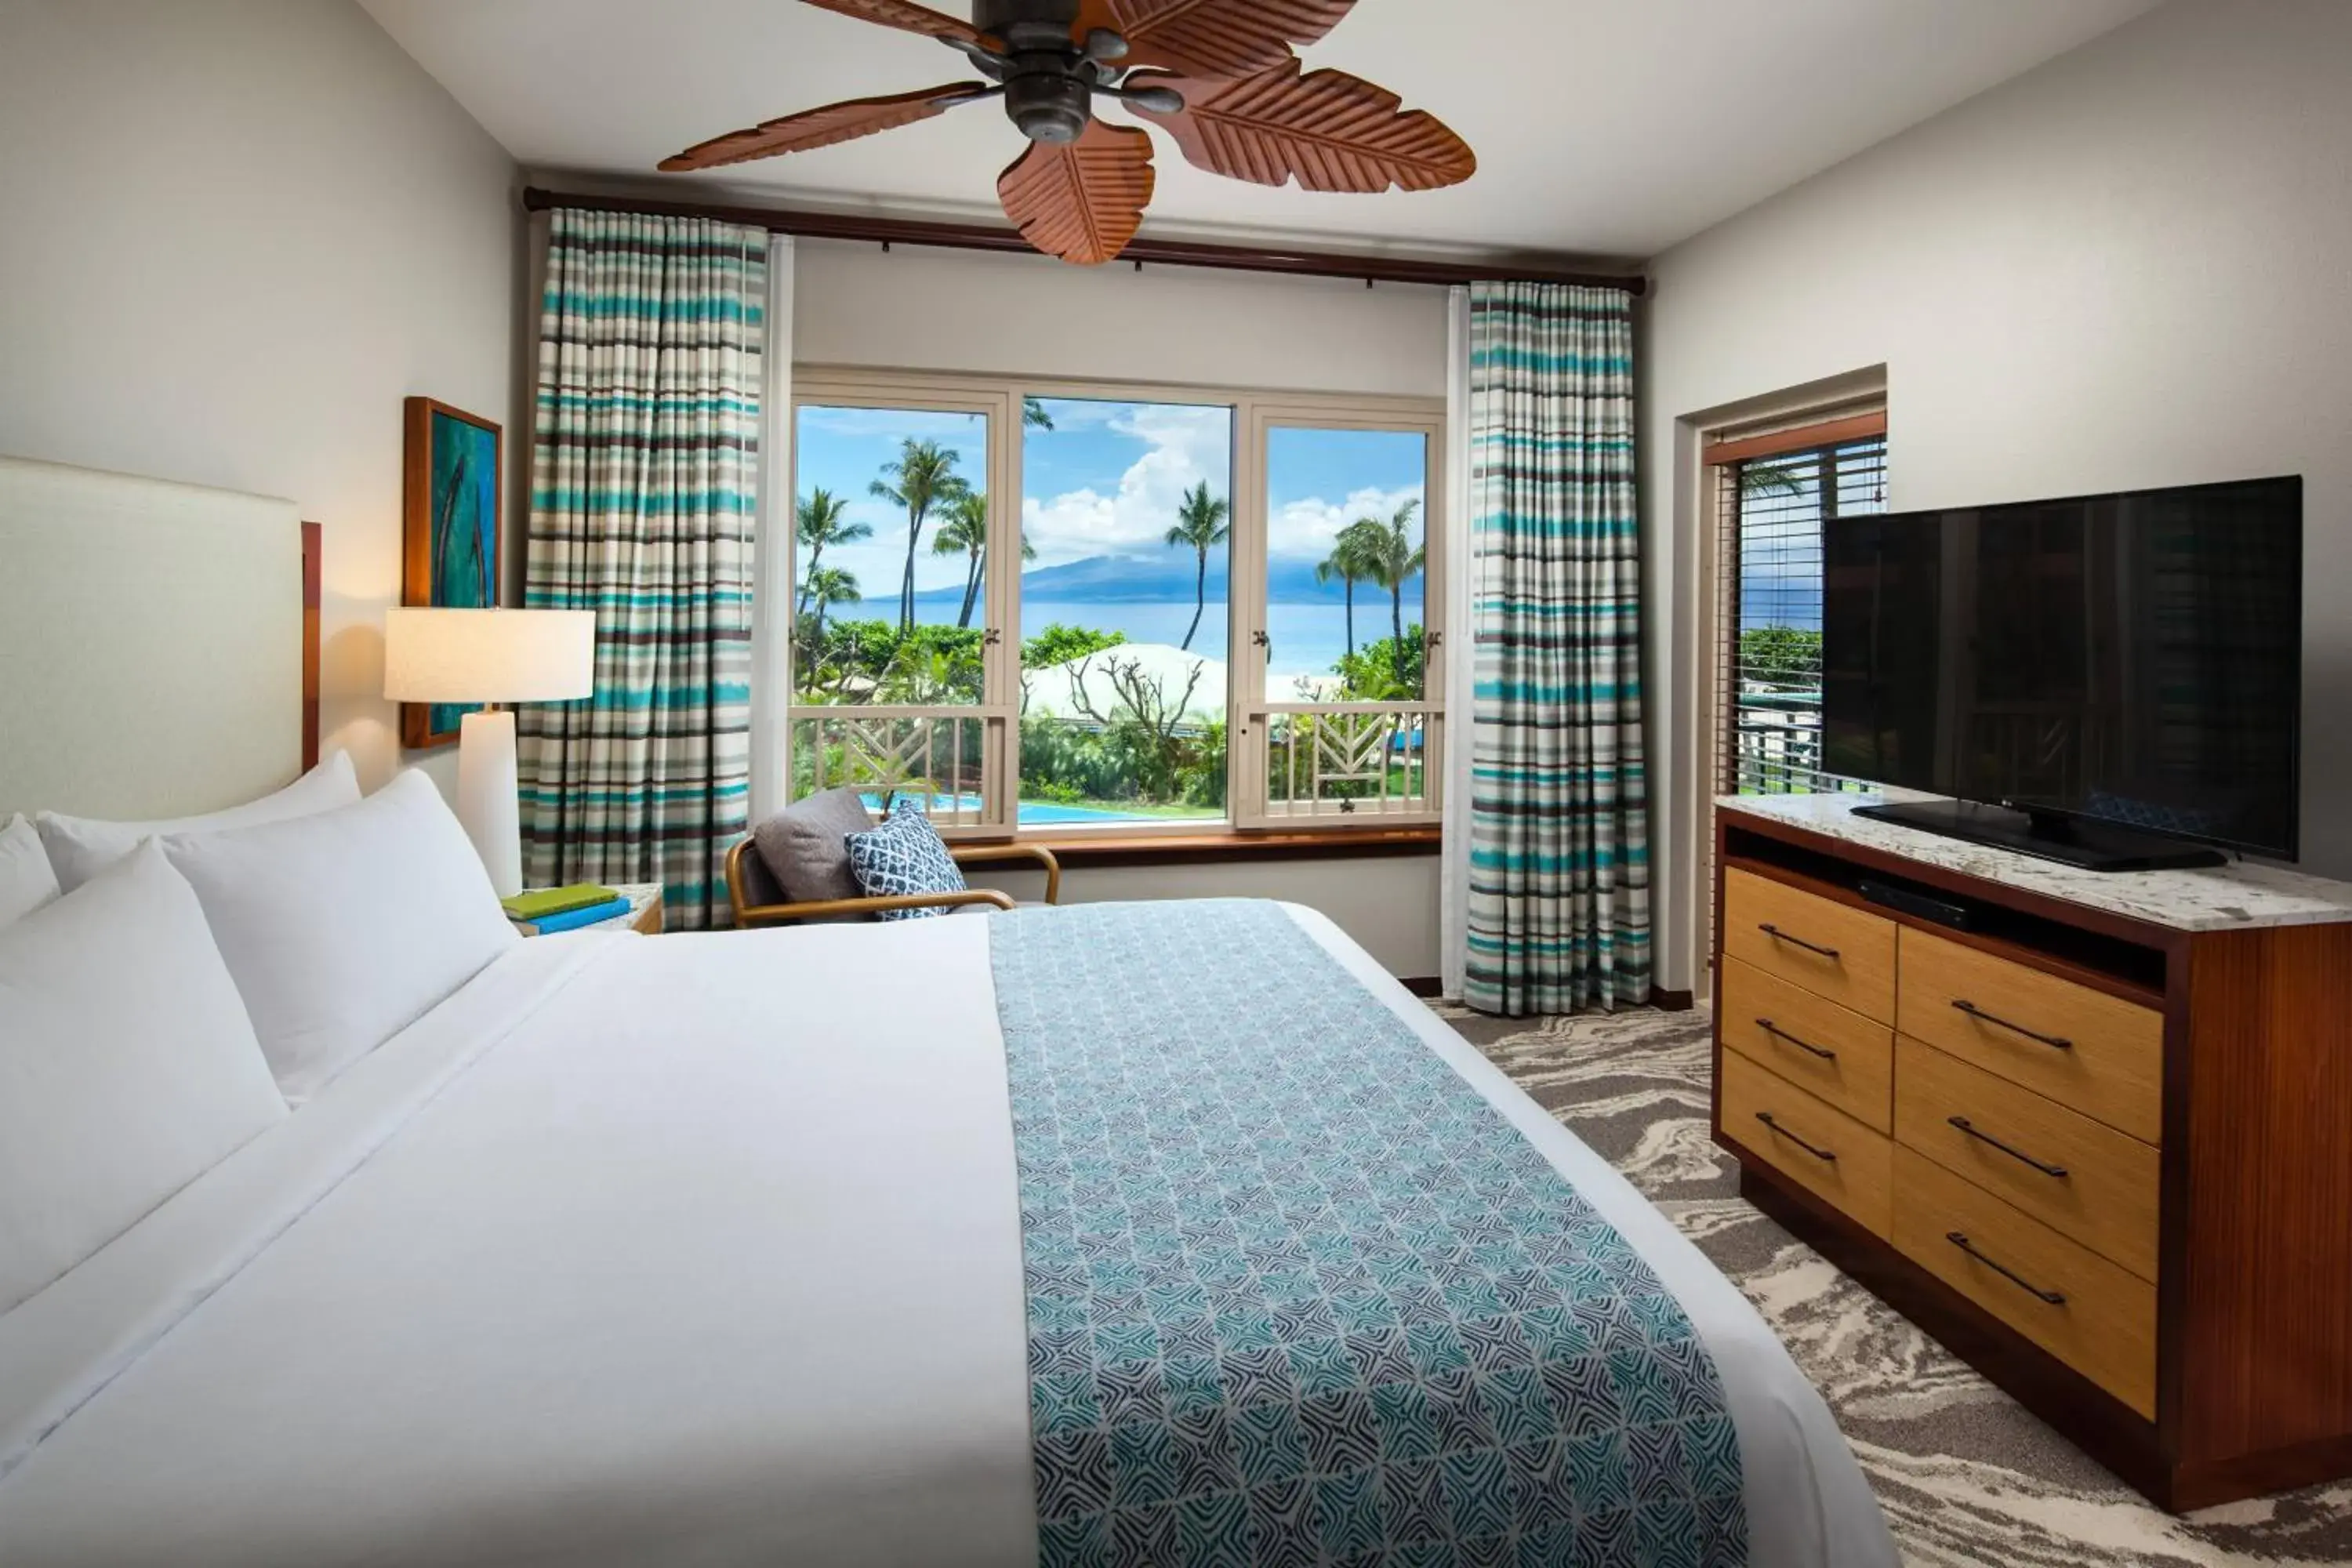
[725,837,1063,929]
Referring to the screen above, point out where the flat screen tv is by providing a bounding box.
[1820,475,2302,870]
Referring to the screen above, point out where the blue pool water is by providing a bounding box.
[863,792,1163,828]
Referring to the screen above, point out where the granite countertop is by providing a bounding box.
[1717,792,2352,934]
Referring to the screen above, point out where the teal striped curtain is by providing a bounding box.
[517,208,766,930]
[1463,282,1650,1015]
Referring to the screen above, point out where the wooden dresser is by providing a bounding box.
[1711,795,2352,1511]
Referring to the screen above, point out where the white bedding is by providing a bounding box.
[0,905,1893,1567]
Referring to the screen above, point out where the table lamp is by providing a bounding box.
[383,608,596,897]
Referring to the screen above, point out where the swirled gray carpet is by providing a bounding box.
[1431,1001,2352,1567]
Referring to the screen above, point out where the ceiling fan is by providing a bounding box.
[660,0,1477,266]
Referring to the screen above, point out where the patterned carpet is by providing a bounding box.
[1430,1001,2352,1568]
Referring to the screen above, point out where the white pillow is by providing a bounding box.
[37,749,361,894]
[0,813,60,928]
[0,841,288,1314]
[160,769,518,1104]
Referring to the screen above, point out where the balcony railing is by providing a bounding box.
[788,705,1012,832]
[1729,688,1857,796]
[1242,702,1442,827]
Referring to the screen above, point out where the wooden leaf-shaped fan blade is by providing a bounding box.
[1073,0,1355,80]
[800,0,982,45]
[997,122,1156,266]
[662,84,989,172]
[1134,60,1475,192]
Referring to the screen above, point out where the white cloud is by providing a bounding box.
[1268,485,1426,563]
[1020,403,1232,568]
[805,402,1425,586]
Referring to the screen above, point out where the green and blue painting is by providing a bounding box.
[426,408,498,737]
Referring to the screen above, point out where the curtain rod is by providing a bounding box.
[521,187,1647,296]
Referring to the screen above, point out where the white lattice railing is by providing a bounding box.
[787,706,1012,832]
[1242,702,1443,827]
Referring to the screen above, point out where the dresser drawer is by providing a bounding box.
[1894,1038,2160,1281]
[1894,1147,2157,1417]
[1721,1050,1893,1237]
[1896,928,2165,1144]
[1719,956,1894,1133]
[1722,867,1897,1024]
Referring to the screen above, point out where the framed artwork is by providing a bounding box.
[400,396,503,749]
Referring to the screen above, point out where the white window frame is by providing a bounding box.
[785,365,1446,843]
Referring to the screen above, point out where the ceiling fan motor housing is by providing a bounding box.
[977,0,1098,144]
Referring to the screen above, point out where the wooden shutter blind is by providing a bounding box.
[1707,410,1888,797]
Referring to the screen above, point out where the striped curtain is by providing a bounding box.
[1462,282,1650,1015]
[517,208,767,930]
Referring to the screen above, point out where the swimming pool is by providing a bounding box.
[861,792,1175,828]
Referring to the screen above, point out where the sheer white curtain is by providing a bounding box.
[750,234,796,823]
[1440,285,1476,998]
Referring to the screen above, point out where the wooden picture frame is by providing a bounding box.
[399,396,503,750]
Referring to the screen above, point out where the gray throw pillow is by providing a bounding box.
[750,788,875,907]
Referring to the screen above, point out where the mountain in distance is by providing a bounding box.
[915,554,1381,608]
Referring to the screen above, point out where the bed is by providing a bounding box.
[0,460,1893,1566]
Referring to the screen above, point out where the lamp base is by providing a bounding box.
[455,709,524,898]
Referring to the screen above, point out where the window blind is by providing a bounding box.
[1711,432,1889,796]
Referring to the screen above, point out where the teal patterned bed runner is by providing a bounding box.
[989,900,1746,1567]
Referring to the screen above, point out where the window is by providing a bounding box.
[1248,418,1439,826]
[1709,417,1888,797]
[786,372,1444,839]
[788,390,1012,829]
[1018,396,1235,829]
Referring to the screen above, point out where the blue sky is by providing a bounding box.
[793,398,1427,617]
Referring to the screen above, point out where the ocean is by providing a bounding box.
[1019,600,1422,694]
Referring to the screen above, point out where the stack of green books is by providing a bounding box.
[503,884,629,935]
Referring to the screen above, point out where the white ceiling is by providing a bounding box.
[364,0,2160,260]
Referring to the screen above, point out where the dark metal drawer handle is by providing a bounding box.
[1951,999,2074,1051]
[1755,1112,1838,1162]
[1755,1018,1837,1060]
[1758,923,1841,960]
[1946,1230,2067,1305]
[1947,1116,2070,1178]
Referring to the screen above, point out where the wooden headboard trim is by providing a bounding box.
[302,520,321,771]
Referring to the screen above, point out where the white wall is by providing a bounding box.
[0,0,521,793]
[793,238,1449,398]
[796,238,1447,975]
[1642,0,2352,993]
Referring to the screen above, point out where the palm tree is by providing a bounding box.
[1023,397,1055,431]
[1355,499,1427,684]
[931,492,989,630]
[1163,481,1232,652]
[793,488,868,617]
[871,440,971,634]
[801,566,861,662]
[1740,459,1805,499]
[1316,524,1382,659]
[931,495,1038,630]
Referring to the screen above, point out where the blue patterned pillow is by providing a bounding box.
[843,800,966,921]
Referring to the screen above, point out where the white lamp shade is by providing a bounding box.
[383,608,597,704]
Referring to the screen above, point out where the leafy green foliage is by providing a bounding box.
[1738,626,1821,686]
[1332,626,1425,701]
[1018,717,1225,810]
[1022,622,1129,670]
[796,619,985,705]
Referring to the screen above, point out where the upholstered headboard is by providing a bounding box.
[0,456,318,820]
